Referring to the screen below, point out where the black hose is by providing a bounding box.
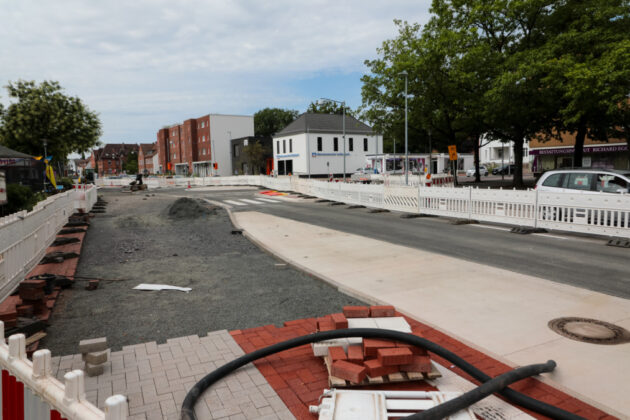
[180,328,584,420]
[412,360,556,419]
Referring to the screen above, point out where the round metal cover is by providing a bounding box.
[548,317,630,345]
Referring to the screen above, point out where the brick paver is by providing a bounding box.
[52,330,294,420]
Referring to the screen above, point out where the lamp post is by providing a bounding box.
[319,98,346,181]
[399,70,409,185]
[42,138,48,191]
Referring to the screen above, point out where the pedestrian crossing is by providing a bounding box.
[222,197,281,207]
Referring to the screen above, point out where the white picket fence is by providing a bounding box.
[0,185,98,303]
[0,322,127,419]
[96,176,630,238]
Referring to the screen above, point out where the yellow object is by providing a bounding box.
[46,164,57,188]
[34,156,43,160]
[448,145,458,161]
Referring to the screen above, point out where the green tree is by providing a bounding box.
[539,0,630,166]
[254,108,299,137]
[0,80,102,164]
[243,141,267,174]
[124,150,138,174]
[306,101,355,116]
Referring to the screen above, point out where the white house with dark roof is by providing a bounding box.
[272,113,383,176]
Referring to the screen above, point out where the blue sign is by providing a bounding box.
[311,152,349,157]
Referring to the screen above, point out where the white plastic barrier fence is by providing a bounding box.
[97,175,630,238]
[0,322,127,420]
[1,190,85,303]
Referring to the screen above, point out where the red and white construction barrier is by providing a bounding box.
[0,322,127,420]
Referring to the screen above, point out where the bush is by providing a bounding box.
[60,177,74,190]
[2,184,47,214]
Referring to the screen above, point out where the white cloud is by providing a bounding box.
[0,0,431,142]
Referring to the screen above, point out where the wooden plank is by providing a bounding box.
[366,375,384,384]
[25,331,46,346]
[387,372,405,382]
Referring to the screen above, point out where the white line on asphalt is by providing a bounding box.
[255,197,281,203]
[470,224,510,232]
[240,199,265,205]
[223,200,247,206]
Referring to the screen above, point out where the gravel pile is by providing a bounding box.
[166,197,217,219]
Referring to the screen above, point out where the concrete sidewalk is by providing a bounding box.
[234,211,630,419]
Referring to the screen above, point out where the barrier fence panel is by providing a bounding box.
[470,188,536,226]
[537,191,630,237]
[0,322,127,419]
[417,187,470,218]
[383,186,420,213]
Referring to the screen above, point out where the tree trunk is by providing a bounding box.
[512,135,524,189]
[474,135,481,183]
[574,122,587,167]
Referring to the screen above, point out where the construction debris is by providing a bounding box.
[133,283,192,292]
[39,251,79,264]
[79,337,109,377]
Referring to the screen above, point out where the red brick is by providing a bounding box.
[16,305,34,317]
[343,306,370,318]
[18,287,45,301]
[330,313,348,329]
[396,341,428,356]
[400,355,432,373]
[19,279,46,289]
[317,321,335,332]
[370,305,395,317]
[347,345,363,364]
[331,360,366,384]
[364,359,400,377]
[328,346,346,362]
[377,347,413,366]
[363,338,396,357]
[0,310,18,321]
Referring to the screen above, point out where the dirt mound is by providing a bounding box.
[166,198,217,219]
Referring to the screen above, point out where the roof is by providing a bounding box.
[139,143,156,156]
[0,144,33,159]
[274,113,376,137]
[99,143,139,159]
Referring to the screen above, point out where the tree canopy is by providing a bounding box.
[254,107,299,137]
[360,0,630,187]
[306,101,355,116]
[0,80,102,163]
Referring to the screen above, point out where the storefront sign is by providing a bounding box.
[0,158,24,166]
[530,144,627,155]
[311,152,349,157]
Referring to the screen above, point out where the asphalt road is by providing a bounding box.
[179,187,630,300]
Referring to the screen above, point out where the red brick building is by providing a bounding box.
[156,114,253,176]
[91,144,139,177]
[138,143,157,175]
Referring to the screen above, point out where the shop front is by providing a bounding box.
[530,143,628,176]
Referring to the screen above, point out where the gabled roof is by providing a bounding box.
[274,113,376,137]
[0,144,33,158]
[99,143,139,159]
[139,143,156,156]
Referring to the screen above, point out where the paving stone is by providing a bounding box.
[85,349,109,365]
[79,337,108,353]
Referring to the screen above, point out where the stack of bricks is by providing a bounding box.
[79,337,109,377]
[318,305,433,384]
[16,280,49,323]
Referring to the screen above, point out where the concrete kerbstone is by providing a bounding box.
[79,337,108,354]
[84,349,109,365]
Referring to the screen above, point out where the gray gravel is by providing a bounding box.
[42,190,363,355]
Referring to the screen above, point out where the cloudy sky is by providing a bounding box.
[1,1,431,144]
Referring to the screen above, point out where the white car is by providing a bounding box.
[536,169,630,194]
[466,165,488,177]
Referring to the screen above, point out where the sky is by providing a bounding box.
[0,1,431,145]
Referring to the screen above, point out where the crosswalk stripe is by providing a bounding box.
[223,200,247,206]
[239,199,264,205]
[256,197,281,203]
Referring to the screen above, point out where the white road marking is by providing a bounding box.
[223,200,247,206]
[240,199,265,205]
[470,224,510,231]
[256,197,281,203]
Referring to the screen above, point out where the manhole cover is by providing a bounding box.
[548,317,630,345]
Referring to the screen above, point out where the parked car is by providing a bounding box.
[492,164,516,175]
[466,165,488,177]
[536,168,630,194]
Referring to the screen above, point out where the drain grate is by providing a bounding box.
[548,317,630,345]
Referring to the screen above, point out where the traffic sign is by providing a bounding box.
[448,145,458,161]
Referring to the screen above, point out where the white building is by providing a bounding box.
[479,137,531,168]
[273,113,383,176]
[366,153,474,175]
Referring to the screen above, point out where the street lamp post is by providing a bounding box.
[319,98,346,181]
[399,70,409,185]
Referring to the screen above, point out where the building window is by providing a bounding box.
[234,144,239,157]
[349,137,353,152]
[333,137,338,152]
[277,141,280,154]
[203,135,205,142]
[289,139,292,153]
[173,153,176,159]
[364,138,368,152]
[317,137,322,152]
[283,140,286,153]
